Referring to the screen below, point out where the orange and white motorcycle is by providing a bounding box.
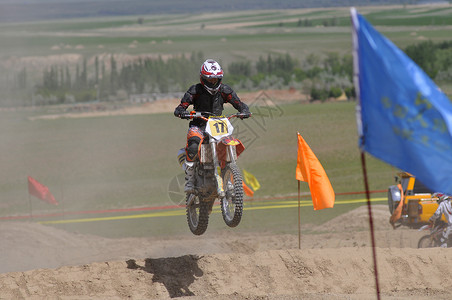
[178,111,248,235]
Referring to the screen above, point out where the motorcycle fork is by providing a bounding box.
[210,138,225,198]
[227,144,237,164]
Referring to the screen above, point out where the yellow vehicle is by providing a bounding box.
[388,172,444,228]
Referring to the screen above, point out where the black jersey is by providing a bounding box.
[174,83,249,127]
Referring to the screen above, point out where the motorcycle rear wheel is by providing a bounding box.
[221,163,244,227]
[418,235,437,248]
[186,193,209,235]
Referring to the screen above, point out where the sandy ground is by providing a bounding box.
[1,205,451,299]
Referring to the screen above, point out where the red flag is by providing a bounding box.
[296,133,334,210]
[28,176,58,205]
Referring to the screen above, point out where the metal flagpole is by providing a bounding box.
[360,151,381,300]
[352,8,381,300]
[28,193,33,219]
[298,180,301,249]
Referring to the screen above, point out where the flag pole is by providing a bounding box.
[28,193,33,219]
[297,180,301,249]
[352,9,380,300]
[297,131,301,249]
[360,151,381,300]
[61,185,65,214]
[27,177,32,219]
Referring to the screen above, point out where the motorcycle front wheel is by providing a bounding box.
[221,163,244,227]
[418,235,437,248]
[186,193,209,235]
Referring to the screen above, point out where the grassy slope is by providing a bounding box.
[0,102,393,237]
[1,6,452,59]
[1,5,451,236]
[0,101,393,236]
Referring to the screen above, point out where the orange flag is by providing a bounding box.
[243,182,254,197]
[296,133,334,210]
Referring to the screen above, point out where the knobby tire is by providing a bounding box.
[221,163,244,227]
[418,235,436,248]
[186,193,209,235]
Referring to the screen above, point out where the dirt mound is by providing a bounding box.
[1,248,451,299]
[0,205,415,273]
[1,205,451,299]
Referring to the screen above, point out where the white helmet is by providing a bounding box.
[433,192,450,204]
[200,59,223,94]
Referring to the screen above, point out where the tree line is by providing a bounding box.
[33,52,203,105]
[5,51,354,106]
[227,52,354,101]
[405,40,452,82]
[3,39,452,106]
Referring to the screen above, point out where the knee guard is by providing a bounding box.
[186,137,201,162]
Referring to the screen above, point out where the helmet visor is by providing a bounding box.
[202,76,221,89]
[205,77,219,85]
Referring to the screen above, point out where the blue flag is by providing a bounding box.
[351,8,452,195]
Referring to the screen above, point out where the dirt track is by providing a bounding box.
[1,205,452,299]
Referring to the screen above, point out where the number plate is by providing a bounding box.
[206,117,233,140]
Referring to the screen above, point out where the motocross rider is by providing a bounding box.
[429,193,452,247]
[174,59,250,193]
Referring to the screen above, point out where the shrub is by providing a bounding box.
[310,87,328,101]
[329,86,343,98]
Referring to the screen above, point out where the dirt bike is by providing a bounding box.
[418,220,452,248]
[178,111,249,235]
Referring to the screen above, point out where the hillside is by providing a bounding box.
[0,0,419,23]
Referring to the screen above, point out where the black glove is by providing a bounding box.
[174,107,188,118]
[180,111,191,119]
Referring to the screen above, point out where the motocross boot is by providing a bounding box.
[184,165,195,194]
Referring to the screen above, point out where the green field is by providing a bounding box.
[1,6,452,63]
[0,101,392,237]
[1,4,451,237]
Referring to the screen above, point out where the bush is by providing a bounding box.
[310,87,328,101]
[329,86,343,98]
[70,89,97,103]
[344,86,355,99]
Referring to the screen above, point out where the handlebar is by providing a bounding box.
[179,111,251,121]
[419,220,447,232]
[418,224,431,231]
